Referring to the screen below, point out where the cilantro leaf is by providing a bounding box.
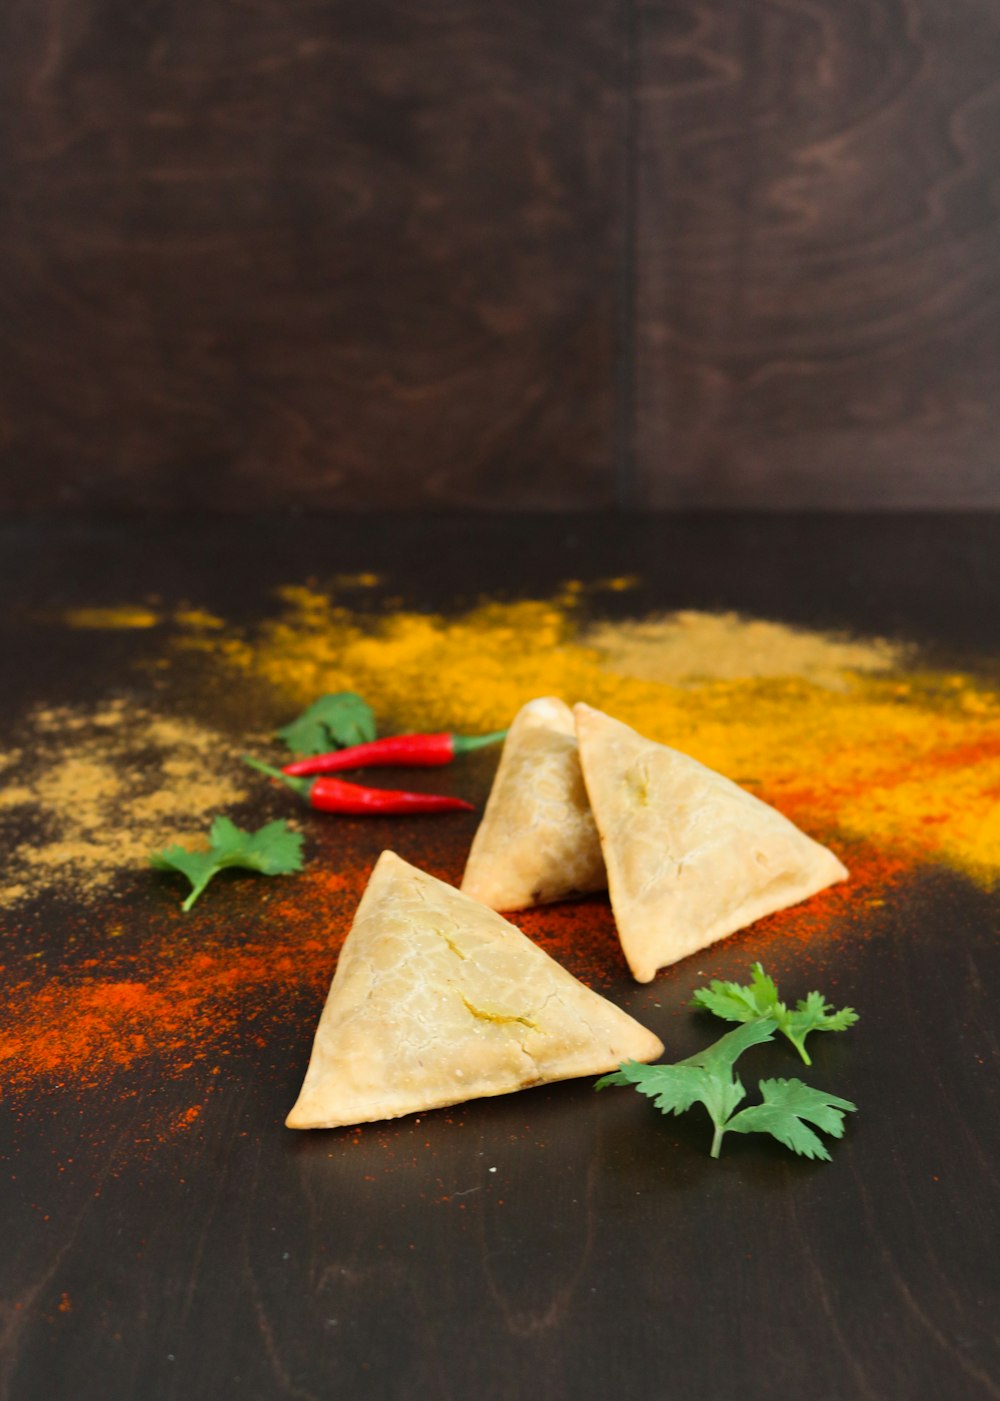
[691,963,780,1024]
[597,1061,711,1116]
[596,1019,856,1160]
[277,692,376,756]
[597,1020,778,1158]
[783,991,859,1064]
[677,1017,778,1076]
[725,1079,857,1161]
[151,816,304,911]
[691,962,858,1064]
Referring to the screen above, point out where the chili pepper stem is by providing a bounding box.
[452,729,507,754]
[242,754,311,801]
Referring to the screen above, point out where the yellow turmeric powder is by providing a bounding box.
[178,588,1000,887]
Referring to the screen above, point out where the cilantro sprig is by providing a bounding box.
[691,962,858,1065]
[598,1021,775,1158]
[596,1020,856,1160]
[151,817,304,911]
[723,1078,857,1159]
[277,692,376,756]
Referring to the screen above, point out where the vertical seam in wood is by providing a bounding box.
[614,0,640,508]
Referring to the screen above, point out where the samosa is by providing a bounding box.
[287,850,663,1128]
[460,696,605,910]
[574,703,848,983]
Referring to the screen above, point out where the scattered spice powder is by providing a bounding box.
[3,586,995,1128]
[582,610,905,687]
[180,587,1000,885]
[58,605,227,632]
[60,607,161,630]
[0,866,361,1109]
[0,699,249,908]
[0,839,899,1121]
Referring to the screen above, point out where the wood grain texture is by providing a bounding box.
[3,0,1000,509]
[0,1,624,509]
[635,0,1000,507]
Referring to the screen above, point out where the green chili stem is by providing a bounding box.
[452,730,507,754]
[242,754,312,801]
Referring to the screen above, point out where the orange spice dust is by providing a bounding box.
[3,587,994,1138]
[0,867,362,1110]
[0,839,901,1125]
[519,840,909,988]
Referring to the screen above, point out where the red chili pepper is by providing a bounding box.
[282,729,507,777]
[243,756,475,815]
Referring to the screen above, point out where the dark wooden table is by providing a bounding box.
[2,514,998,1401]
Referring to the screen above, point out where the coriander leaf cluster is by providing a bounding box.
[691,961,858,1064]
[597,965,858,1160]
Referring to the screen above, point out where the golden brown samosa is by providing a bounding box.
[287,851,663,1128]
[460,697,605,910]
[574,703,848,983]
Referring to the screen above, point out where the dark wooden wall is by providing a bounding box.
[636,0,1000,508]
[1,0,999,511]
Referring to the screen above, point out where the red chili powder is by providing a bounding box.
[0,839,906,1123]
[0,866,362,1102]
[720,840,909,980]
[517,898,626,990]
[522,840,906,986]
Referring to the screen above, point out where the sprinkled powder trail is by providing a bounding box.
[0,840,902,1113]
[181,588,1000,886]
[0,868,362,1101]
[0,700,251,909]
[1,587,995,1122]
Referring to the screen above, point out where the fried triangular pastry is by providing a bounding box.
[460,696,606,911]
[574,703,848,983]
[287,850,663,1128]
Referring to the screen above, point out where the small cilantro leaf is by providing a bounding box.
[151,817,304,911]
[690,963,781,1025]
[596,1061,721,1119]
[725,1078,857,1161]
[691,962,858,1064]
[677,1017,778,1075]
[597,1020,778,1158]
[689,979,763,1024]
[783,991,859,1064]
[277,693,376,756]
